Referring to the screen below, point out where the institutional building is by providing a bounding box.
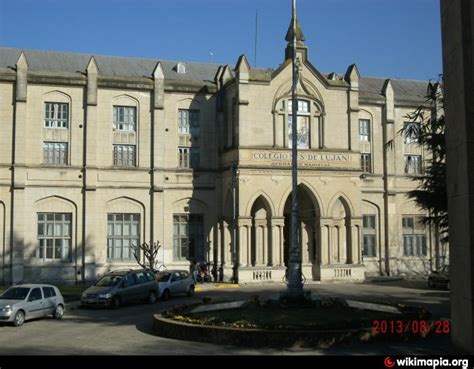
[0,16,444,284]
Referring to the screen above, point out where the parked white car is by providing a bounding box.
[0,284,65,326]
[156,270,195,300]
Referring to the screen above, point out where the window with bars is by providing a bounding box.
[113,145,136,167]
[44,102,69,129]
[113,106,136,131]
[43,142,68,165]
[362,215,377,257]
[359,119,371,142]
[37,213,71,261]
[178,110,200,136]
[107,214,140,260]
[402,215,427,256]
[404,122,421,144]
[178,147,200,169]
[405,155,422,174]
[173,214,204,261]
[361,153,371,173]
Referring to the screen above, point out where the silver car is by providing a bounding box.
[0,284,65,327]
[156,270,195,300]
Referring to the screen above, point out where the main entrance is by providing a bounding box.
[283,185,321,275]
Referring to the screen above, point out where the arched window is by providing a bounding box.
[276,98,323,149]
[286,99,310,149]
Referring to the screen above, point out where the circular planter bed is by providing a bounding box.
[152,296,433,348]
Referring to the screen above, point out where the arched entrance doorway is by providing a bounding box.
[283,185,321,273]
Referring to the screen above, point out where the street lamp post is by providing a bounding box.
[232,164,239,284]
[286,0,304,299]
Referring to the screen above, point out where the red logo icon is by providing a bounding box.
[384,357,396,368]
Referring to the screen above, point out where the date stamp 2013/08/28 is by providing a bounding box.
[372,320,450,335]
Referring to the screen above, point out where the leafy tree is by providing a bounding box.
[131,241,161,272]
[388,79,447,268]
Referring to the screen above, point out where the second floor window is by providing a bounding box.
[44,102,68,128]
[43,142,68,165]
[178,110,200,136]
[287,100,310,149]
[178,147,200,169]
[405,155,422,174]
[113,106,136,132]
[113,145,136,167]
[359,119,370,142]
[362,215,376,257]
[404,122,421,144]
[361,153,371,173]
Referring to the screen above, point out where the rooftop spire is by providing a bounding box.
[284,10,305,44]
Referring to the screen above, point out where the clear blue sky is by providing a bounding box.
[0,0,442,80]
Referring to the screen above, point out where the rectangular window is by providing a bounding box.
[178,110,200,136]
[37,213,71,261]
[173,214,204,261]
[43,142,68,165]
[361,153,371,173]
[359,119,371,142]
[362,215,377,257]
[44,103,69,129]
[288,115,310,149]
[402,215,427,256]
[113,106,136,131]
[178,147,200,169]
[113,145,136,167]
[405,155,422,174]
[107,213,140,260]
[404,122,421,144]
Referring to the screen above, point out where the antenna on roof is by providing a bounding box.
[254,9,258,68]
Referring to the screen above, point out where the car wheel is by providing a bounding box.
[162,289,171,301]
[147,291,157,304]
[428,278,435,288]
[111,296,121,309]
[446,281,450,290]
[53,305,64,320]
[13,310,25,327]
[187,285,195,297]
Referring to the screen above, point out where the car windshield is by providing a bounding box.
[156,272,171,282]
[95,275,123,287]
[1,287,30,300]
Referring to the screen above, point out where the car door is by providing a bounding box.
[41,287,56,314]
[26,288,46,319]
[170,272,183,295]
[134,272,148,300]
[121,273,137,303]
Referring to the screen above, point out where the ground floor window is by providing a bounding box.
[107,213,140,260]
[173,214,204,261]
[362,215,376,257]
[37,213,71,261]
[402,215,427,256]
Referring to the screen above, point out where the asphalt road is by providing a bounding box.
[0,280,453,355]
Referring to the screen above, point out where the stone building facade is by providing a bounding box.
[0,18,444,284]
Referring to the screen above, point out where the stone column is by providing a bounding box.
[339,223,347,264]
[222,220,231,266]
[320,218,332,265]
[238,217,252,266]
[271,217,284,266]
[350,218,363,264]
[301,221,310,264]
[262,224,268,265]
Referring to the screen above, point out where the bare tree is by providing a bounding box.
[131,241,161,272]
